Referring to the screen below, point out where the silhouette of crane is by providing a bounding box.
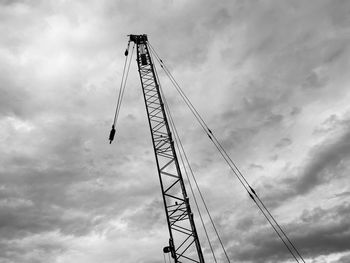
[109,34,306,263]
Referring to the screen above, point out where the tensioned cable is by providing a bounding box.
[152,53,302,263]
[167,81,305,262]
[163,92,218,263]
[167,74,304,263]
[148,42,305,263]
[148,43,251,194]
[113,41,130,125]
[109,43,135,144]
[150,54,218,263]
[114,43,135,126]
[164,96,232,263]
[152,47,231,263]
[152,51,304,263]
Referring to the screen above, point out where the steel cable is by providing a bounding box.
[148,42,305,263]
[151,46,231,263]
[164,94,218,263]
[150,54,219,263]
[114,43,135,127]
[113,41,130,125]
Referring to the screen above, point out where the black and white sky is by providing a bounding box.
[1,0,350,262]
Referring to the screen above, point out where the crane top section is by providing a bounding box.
[129,34,148,44]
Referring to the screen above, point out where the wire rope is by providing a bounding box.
[149,53,219,263]
[113,41,130,125]
[114,43,135,126]
[109,43,135,144]
[148,42,305,263]
[168,107,218,263]
[161,87,218,263]
[165,98,232,263]
[152,46,231,263]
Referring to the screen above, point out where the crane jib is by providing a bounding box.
[129,34,205,263]
[111,34,306,263]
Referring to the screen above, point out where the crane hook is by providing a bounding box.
[109,125,116,144]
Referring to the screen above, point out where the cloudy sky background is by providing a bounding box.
[1,0,350,262]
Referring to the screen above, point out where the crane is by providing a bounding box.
[127,34,204,263]
[109,34,306,263]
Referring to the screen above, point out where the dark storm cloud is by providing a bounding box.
[293,203,350,257]
[334,191,350,199]
[260,125,350,208]
[224,202,350,263]
[264,117,350,205]
[292,131,350,194]
[337,254,350,263]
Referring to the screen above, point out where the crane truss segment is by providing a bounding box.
[130,34,205,263]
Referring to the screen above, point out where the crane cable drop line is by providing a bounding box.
[109,40,135,144]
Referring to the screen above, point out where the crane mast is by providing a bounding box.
[129,34,205,263]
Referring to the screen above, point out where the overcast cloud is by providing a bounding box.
[0,0,350,262]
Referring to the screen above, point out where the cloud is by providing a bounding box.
[261,123,350,206]
[220,202,350,263]
[0,231,69,263]
[293,131,350,194]
[0,0,349,262]
[274,138,292,149]
[334,191,350,199]
[336,254,350,263]
[122,198,164,232]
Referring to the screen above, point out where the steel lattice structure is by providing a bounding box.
[129,34,205,263]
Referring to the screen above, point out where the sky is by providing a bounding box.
[0,0,350,262]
